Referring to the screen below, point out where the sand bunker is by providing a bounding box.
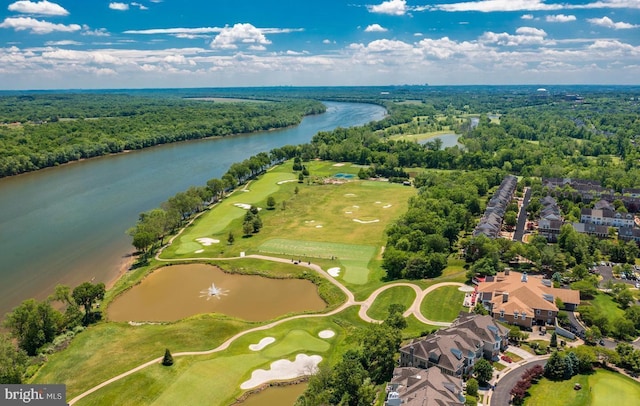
[344,193,356,197]
[345,211,352,214]
[353,219,380,224]
[333,163,346,167]
[383,204,392,209]
[316,225,323,228]
[240,354,323,389]
[327,267,341,277]
[195,249,204,254]
[277,179,297,185]
[304,220,316,223]
[234,203,261,211]
[249,337,276,351]
[196,238,220,246]
[375,201,382,204]
[318,330,336,339]
[352,205,359,208]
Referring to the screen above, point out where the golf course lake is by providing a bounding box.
[107,264,325,322]
[240,383,308,406]
[0,101,386,318]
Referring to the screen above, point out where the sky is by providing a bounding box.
[0,0,639,89]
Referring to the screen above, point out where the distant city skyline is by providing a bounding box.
[0,0,639,89]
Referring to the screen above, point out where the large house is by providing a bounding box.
[398,313,509,377]
[385,367,465,406]
[580,208,634,229]
[476,270,580,328]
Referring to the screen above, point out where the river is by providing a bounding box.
[0,101,386,318]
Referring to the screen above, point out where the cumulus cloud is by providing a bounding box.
[109,2,129,11]
[587,16,638,29]
[368,0,407,15]
[82,27,110,36]
[546,14,576,22]
[8,0,69,16]
[44,40,81,46]
[124,26,302,36]
[210,23,271,49]
[480,26,549,46]
[0,16,81,34]
[434,0,564,13]
[131,2,148,10]
[365,24,388,32]
[521,14,534,19]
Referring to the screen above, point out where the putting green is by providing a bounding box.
[590,369,640,406]
[258,238,376,284]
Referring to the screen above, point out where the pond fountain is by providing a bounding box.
[199,283,229,300]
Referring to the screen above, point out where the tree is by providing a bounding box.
[242,221,253,236]
[473,358,493,385]
[473,302,489,316]
[298,173,304,183]
[466,378,479,397]
[359,323,401,384]
[0,334,28,384]
[544,351,567,381]
[294,186,299,195]
[384,303,407,330]
[266,196,276,210]
[227,231,235,245]
[3,299,62,356]
[550,331,558,348]
[162,348,174,366]
[72,282,105,325]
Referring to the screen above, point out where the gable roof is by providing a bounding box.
[388,367,464,406]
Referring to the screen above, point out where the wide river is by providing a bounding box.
[0,101,386,318]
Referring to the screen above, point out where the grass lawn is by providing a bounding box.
[588,292,625,324]
[420,285,467,322]
[367,286,417,321]
[505,351,524,362]
[525,369,640,406]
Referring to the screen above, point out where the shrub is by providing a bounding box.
[162,348,174,366]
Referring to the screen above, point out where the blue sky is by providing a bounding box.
[0,0,639,89]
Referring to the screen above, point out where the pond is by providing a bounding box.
[240,383,308,406]
[107,264,326,322]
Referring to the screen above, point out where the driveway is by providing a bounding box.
[513,187,531,242]
[489,359,547,406]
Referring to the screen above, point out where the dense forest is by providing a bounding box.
[0,94,325,177]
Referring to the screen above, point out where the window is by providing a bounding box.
[521,313,526,320]
[536,309,541,315]
[548,310,553,316]
[500,310,504,318]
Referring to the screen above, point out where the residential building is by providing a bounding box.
[476,270,580,328]
[473,175,517,239]
[385,367,465,406]
[580,208,634,229]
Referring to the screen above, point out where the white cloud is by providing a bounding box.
[368,0,407,15]
[82,27,110,36]
[131,2,148,10]
[8,1,69,16]
[109,2,129,11]
[521,14,534,19]
[124,26,302,36]
[434,0,564,13]
[480,26,549,46]
[546,14,576,22]
[44,40,81,46]
[210,23,271,49]
[587,16,638,29]
[365,24,388,32]
[0,17,81,34]
[322,39,331,44]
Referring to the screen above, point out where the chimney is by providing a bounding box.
[504,268,510,276]
[502,292,509,303]
[521,272,528,283]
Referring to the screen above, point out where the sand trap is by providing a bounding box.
[242,189,250,192]
[383,204,392,209]
[344,193,356,197]
[333,163,346,167]
[352,205,359,208]
[196,237,220,246]
[327,267,341,277]
[375,201,382,204]
[240,354,323,389]
[345,211,352,214]
[318,330,335,339]
[234,203,262,211]
[304,220,316,223]
[277,179,297,185]
[249,337,276,351]
[315,225,323,228]
[353,219,380,224]
[195,249,204,254]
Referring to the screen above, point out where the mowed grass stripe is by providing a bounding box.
[258,238,375,284]
[367,286,416,321]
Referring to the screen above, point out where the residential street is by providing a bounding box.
[488,359,547,406]
[513,187,531,242]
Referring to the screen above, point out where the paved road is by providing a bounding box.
[490,359,547,406]
[513,187,531,242]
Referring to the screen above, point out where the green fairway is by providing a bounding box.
[525,369,640,406]
[367,286,417,321]
[258,238,375,284]
[420,285,467,322]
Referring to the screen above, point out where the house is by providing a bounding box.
[571,222,609,238]
[476,270,580,328]
[618,226,640,243]
[385,367,465,406]
[473,175,518,239]
[398,314,509,376]
[580,208,634,229]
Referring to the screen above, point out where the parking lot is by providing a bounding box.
[594,263,640,289]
